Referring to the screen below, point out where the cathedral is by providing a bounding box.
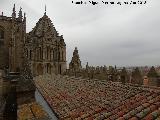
[0,4,66,76]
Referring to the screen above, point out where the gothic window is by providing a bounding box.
[62,51,64,61]
[47,64,49,73]
[58,51,60,61]
[38,48,40,60]
[53,49,57,60]
[29,50,32,60]
[48,47,50,60]
[45,48,47,59]
[47,47,49,60]
[26,49,28,58]
[40,47,42,59]
[0,28,4,45]
[50,49,52,60]
[53,50,55,60]
[50,49,52,61]
[46,63,51,74]
[37,47,42,60]
[37,49,39,60]
[0,29,4,39]
[59,65,62,74]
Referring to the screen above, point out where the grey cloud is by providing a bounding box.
[1,0,160,67]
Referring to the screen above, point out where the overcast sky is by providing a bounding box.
[0,0,160,67]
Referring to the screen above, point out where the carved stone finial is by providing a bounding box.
[12,4,16,18]
[86,62,89,69]
[23,12,26,21]
[18,7,23,21]
[13,4,15,11]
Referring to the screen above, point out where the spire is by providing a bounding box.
[73,47,78,56]
[115,65,117,69]
[86,62,89,69]
[12,4,16,18]
[23,12,26,22]
[13,4,15,12]
[44,5,46,15]
[24,13,26,20]
[18,7,23,21]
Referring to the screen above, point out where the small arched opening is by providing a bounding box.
[46,63,51,74]
[37,64,43,75]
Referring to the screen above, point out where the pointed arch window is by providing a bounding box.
[29,50,32,60]
[53,48,57,61]
[62,51,64,61]
[0,27,4,45]
[58,51,60,61]
[0,29,4,39]
[26,49,28,58]
[47,47,49,60]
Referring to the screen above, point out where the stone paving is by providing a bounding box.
[17,102,51,120]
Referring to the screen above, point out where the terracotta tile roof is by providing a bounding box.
[34,75,160,120]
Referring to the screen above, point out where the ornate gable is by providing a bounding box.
[29,14,59,42]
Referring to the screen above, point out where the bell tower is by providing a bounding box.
[0,4,26,72]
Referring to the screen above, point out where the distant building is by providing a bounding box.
[131,67,143,85]
[147,66,160,86]
[120,67,129,84]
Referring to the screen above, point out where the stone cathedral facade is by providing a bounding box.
[0,4,66,76]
